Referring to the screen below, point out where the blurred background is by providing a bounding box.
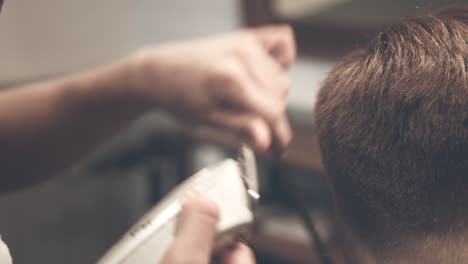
[0,0,467,263]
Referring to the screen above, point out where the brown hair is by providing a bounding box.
[315,8,468,254]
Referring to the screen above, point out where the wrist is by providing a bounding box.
[63,57,154,117]
[107,57,158,116]
[129,46,179,110]
[111,55,154,107]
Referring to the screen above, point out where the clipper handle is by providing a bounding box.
[98,159,255,264]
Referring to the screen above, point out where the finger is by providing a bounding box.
[236,73,290,151]
[237,52,291,151]
[238,42,289,99]
[205,111,272,152]
[218,243,256,264]
[161,194,220,264]
[243,77,288,126]
[212,63,287,127]
[250,25,297,69]
[271,114,293,153]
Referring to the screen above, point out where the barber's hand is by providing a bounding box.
[131,25,296,152]
[161,194,255,264]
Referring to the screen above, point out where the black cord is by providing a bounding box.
[272,149,332,264]
[277,172,332,264]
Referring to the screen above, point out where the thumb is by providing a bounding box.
[161,194,220,264]
[252,25,297,68]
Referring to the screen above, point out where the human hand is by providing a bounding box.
[161,194,255,264]
[131,25,296,152]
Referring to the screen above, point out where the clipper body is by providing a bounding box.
[98,146,258,264]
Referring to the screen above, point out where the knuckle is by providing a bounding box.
[209,60,242,88]
[280,24,294,36]
[239,29,257,43]
[275,24,295,44]
[242,32,260,47]
[233,32,260,56]
[278,25,297,61]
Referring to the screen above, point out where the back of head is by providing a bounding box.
[315,7,468,258]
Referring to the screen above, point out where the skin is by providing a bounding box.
[0,25,295,192]
[0,1,296,262]
[161,194,255,264]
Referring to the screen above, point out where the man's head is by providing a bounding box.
[315,8,468,257]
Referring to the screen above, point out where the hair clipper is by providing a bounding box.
[97,145,259,264]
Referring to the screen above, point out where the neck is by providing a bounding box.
[342,231,468,264]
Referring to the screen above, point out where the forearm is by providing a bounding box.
[0,25,296,193]
[0,58,150,192]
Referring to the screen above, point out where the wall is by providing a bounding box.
[0,0,240,82]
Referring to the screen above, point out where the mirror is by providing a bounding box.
[243,0,468,58]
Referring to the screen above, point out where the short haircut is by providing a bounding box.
[315,8,468,254]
